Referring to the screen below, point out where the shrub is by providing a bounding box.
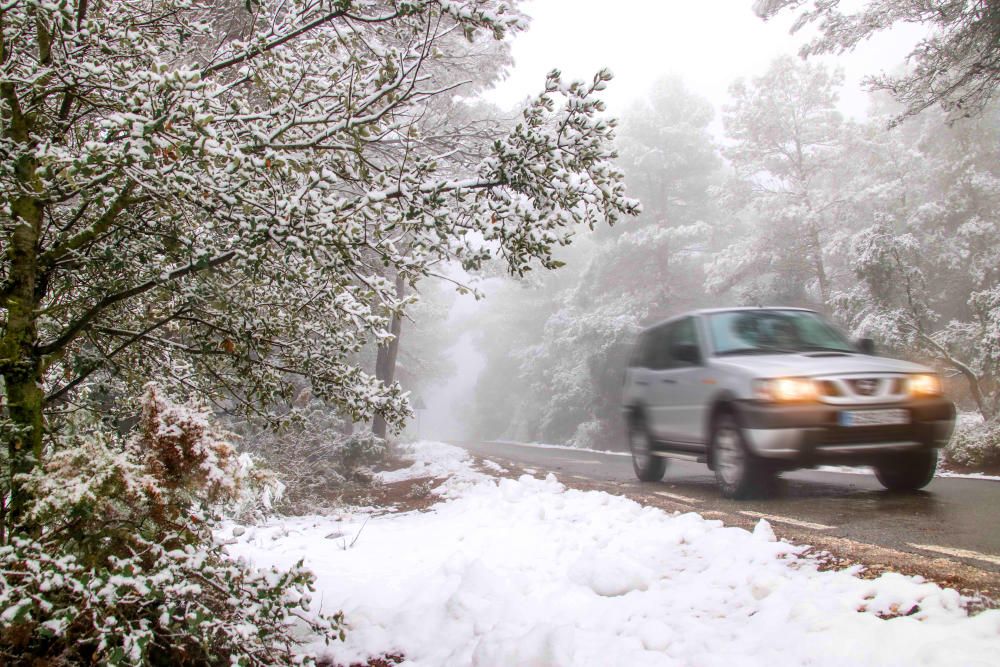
[0,384,342,665]
[944,416,1000,469]
[571,419,618,451]
[232,403,389,514]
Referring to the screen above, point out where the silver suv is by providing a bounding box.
[622,308,955,498]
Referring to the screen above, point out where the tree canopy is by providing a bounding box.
[754,0,1000,124]
[0,0,637,524]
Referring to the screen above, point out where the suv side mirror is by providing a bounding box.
[672,343,702,365]
[857,337,876,355]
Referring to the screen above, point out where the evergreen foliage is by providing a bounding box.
[0,385,339,665]
[755,0,1000,125]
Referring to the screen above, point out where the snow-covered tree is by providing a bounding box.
[363,27,517,440]
[0,0,637,525]
[469,78,721,447]
[710,55,845,306]
[836,102,1000,433]
[616,77,720,232]
[754,0,1000,124]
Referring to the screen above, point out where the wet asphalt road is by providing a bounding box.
[454,440,1000,574]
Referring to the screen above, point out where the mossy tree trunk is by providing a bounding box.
[1,91,45,532]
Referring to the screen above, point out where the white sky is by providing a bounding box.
[482,0,928,123]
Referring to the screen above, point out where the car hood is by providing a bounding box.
[711,353,932,378]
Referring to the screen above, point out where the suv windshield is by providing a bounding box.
[707,310,856,356]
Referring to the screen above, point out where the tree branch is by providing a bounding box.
[38,184,141,271]
[201,6,354,77]
[915,329,992,420]
[45,307,187,403]
[37,250,236,358]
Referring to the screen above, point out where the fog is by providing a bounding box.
[408,310,487,442]
[483,0,927,123]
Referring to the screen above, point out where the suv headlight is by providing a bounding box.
[909,373,942,397]
[753,377,819,402]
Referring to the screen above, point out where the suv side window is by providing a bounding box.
[630,332,652,368]
[636,318,703,370]
[648,324,675,370]
[669,317,702,367]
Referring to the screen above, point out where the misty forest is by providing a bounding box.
[414,21,1000,469]
[450,57,999,455]
[1,0,999,665]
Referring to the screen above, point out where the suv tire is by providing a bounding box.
[627,414,667,482]
[875,450,937,492]
[711,413,773,499]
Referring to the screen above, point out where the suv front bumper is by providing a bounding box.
[734,397,955,466]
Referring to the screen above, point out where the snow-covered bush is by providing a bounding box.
[233,404,390,514]
[0,385,341,665]
[572,419,616,451]
[945,416,1000,469]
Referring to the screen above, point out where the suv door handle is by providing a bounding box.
[661,378,676,384]
[635,380,649,386]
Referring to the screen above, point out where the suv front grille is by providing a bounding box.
[814,374,909,405]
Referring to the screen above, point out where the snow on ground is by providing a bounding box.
[375,440,484,488]
[817,465,1000,482]
[494,439,630,457]
[226,441,1000,666]
[938,470,1000,481]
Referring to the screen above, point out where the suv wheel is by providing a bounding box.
[875,450,937,492]
[711,413,772,499]
[628,415,666,482]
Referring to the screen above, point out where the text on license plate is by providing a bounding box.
[838,409,910,427]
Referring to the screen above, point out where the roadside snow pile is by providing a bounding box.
[226,441,1000,667]
[494,438,630,457]
[375,440,487,491]
[939,470,1000,481]
[818,464,1000,482]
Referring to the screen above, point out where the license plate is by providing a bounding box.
[838,409,910,427]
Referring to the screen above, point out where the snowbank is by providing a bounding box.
[818,464,1000,482]
[226,441,1000,666]
[375,440,484,488]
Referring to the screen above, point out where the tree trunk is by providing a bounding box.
[2,76,46,533]
[2,197,45,534]
[811,230,830,305]
[795,158,829,306]
[372,273,406,440]
[917,331,994,422]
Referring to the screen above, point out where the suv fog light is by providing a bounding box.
[753,377,819,402]
[909,373,942,397]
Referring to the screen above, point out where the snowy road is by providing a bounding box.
[453,441,1000,579]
